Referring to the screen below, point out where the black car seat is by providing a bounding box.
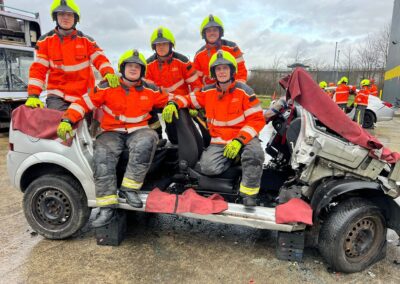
[174,109,204,168]
[174,109,241,194]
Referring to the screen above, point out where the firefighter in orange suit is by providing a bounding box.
[369,78,379,97]
[354,79,370,126]
[26,0,119,111]
[162,50,265,207]
[335,76,356,111]
[194,14,247,86]
[319,81,333,99]
[57,50,170,227]
[146,26,202,142]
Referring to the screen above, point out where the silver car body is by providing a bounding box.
[7,107,400,232]
[325,86,394,123]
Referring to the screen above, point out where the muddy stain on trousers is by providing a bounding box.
[93,128,159,200]
[199,138,265,189]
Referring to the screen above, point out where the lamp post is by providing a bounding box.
[333,42,338,82]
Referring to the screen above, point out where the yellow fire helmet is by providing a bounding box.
[319,81,328,89]
[200,14,224,39]
[150,26,176,50]
[50,0,80,22]
[209,50,237,79]
[360,79,370,87]
[118,49,147,78]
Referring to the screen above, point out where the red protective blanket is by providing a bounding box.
[280,68,400,163]
[11,105,75,146]
[145,188,228,215]
[275,198,313,225]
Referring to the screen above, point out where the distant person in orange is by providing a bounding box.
[319,81,333,99]
[369,78,379,97]
[335,76,356,111]
[354,79,370,126]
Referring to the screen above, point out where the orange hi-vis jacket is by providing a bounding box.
[28,28,114,103]
[370,84,378,97]
[355,87,370,107]
[63,79,170,132]
[335,83,356,104]
[173,81,265,145]
[146,52,202,96]
[193,39,247,86]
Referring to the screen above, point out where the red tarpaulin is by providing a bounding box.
[11,105,76,146]
[280,68,400,163]
[275,198,313,225]
[145,188,228,215]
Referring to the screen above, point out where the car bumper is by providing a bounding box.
[374,106,395,122]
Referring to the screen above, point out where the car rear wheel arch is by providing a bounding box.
[20,163,82,193]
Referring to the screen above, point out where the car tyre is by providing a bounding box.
[318,198,386,273]
[362,110,375,129]
[23,174,91,239]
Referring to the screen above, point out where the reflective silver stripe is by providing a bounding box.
[185,73,199,83]
[168,93,174,100]
[69,103,86,117]
[241,126,258,138]
[197,71,204,76]
[47,89,64,97]
[82,93,96,110]
[175,95,188,107]
[210,115,245,127]
[90,51,105,62]
[335,91,348,94]
[236,56,244,63]
[65,95,79,102]
[189,92,201,109]
[165,79,184,92]
[48,90,79,103]
[102,105,149,123]
[99,62,113,71]
[113,125,150,133]
[210,137,231,144]
[36,57,49,67]
[28,78,45,89]
[244,104,263,117]
[49,60,90,72]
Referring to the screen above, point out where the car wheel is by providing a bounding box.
[318,198,386,273]
[23,174,91,240]
[362,110,375,129]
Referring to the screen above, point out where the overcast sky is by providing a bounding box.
[8,0,395,69]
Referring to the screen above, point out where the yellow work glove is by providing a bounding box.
[223,140,243,159]
[104,73,120,88]
[25,96,44,108]
[57,120,74,141]
[189,109,198,117]
[162,103,179,123]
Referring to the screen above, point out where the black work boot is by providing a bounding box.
[119,190,143,208]
[242,195,257,207]
[92,207,116,228]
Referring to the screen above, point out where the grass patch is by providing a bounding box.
[258,95,272,108]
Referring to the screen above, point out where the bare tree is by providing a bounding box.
[291,43,311,65]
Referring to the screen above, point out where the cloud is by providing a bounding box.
[7,0,394,68]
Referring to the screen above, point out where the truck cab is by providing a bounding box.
[0,4,41,127]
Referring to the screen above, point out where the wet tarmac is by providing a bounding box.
[0,118,400,284]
